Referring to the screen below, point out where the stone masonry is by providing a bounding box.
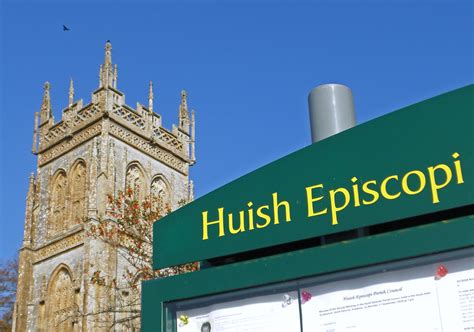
[13,42,196,331]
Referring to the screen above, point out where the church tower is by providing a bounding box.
[13,42,196,331]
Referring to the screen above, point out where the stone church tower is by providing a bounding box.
[13,42,196,331]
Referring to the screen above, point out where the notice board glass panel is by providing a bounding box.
[300,255,473,331]
[176,291,300,332]
[166,248,473,332]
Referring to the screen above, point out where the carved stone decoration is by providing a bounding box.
[112,105,146,130]
[70,161,87,224]
[152,126,184,152]
[126,164,145,201]
[151,177,170,211]
[43,267,76,332]
[38,122,102,166]
[38,276,47,303]
[41,121,70,150]
[187,180,194,202]
[110,123,188,175]
[49,171,68,238]
[34,231,84,263]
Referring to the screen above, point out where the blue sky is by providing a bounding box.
[0,0,472,261]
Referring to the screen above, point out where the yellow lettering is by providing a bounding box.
[402,170,426,195]
[329,187,350,225]
[351,177,361,207]
[428,164,452,204]
[362,180,379,205]
[272,192,291,224]
[380,175,400,200]
[452,152,464,184]
[247,202,254,231]
[228,212,245,234]
[305,184,328,217]
[256,205,271,229]
[202,208,225,240]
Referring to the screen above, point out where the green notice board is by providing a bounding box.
[143,85,474,332]
[153,85,474,269]
[143,218,474,331]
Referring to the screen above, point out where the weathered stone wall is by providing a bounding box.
[34,141,93,248]
[112,137,190,209]
[29,246,85,331]
[15,41,195,331]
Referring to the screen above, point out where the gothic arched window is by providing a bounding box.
[70,161,87,224]
[49,171,67,237]
[151,177,170,213]
[126,163,145,200]
[44,266,76,331]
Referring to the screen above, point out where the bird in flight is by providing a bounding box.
[63,25,70,31]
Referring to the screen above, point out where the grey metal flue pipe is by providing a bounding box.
[308,84,356,143]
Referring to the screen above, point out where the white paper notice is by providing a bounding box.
[176,291,300,332]
[436,257,474,332]
[301,256,474,332]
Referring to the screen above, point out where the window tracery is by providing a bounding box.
[151,177,170,212]
[70,161,87,224]
[126,164,145,200]
[44,267,76,331]
[49,171,67,237]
